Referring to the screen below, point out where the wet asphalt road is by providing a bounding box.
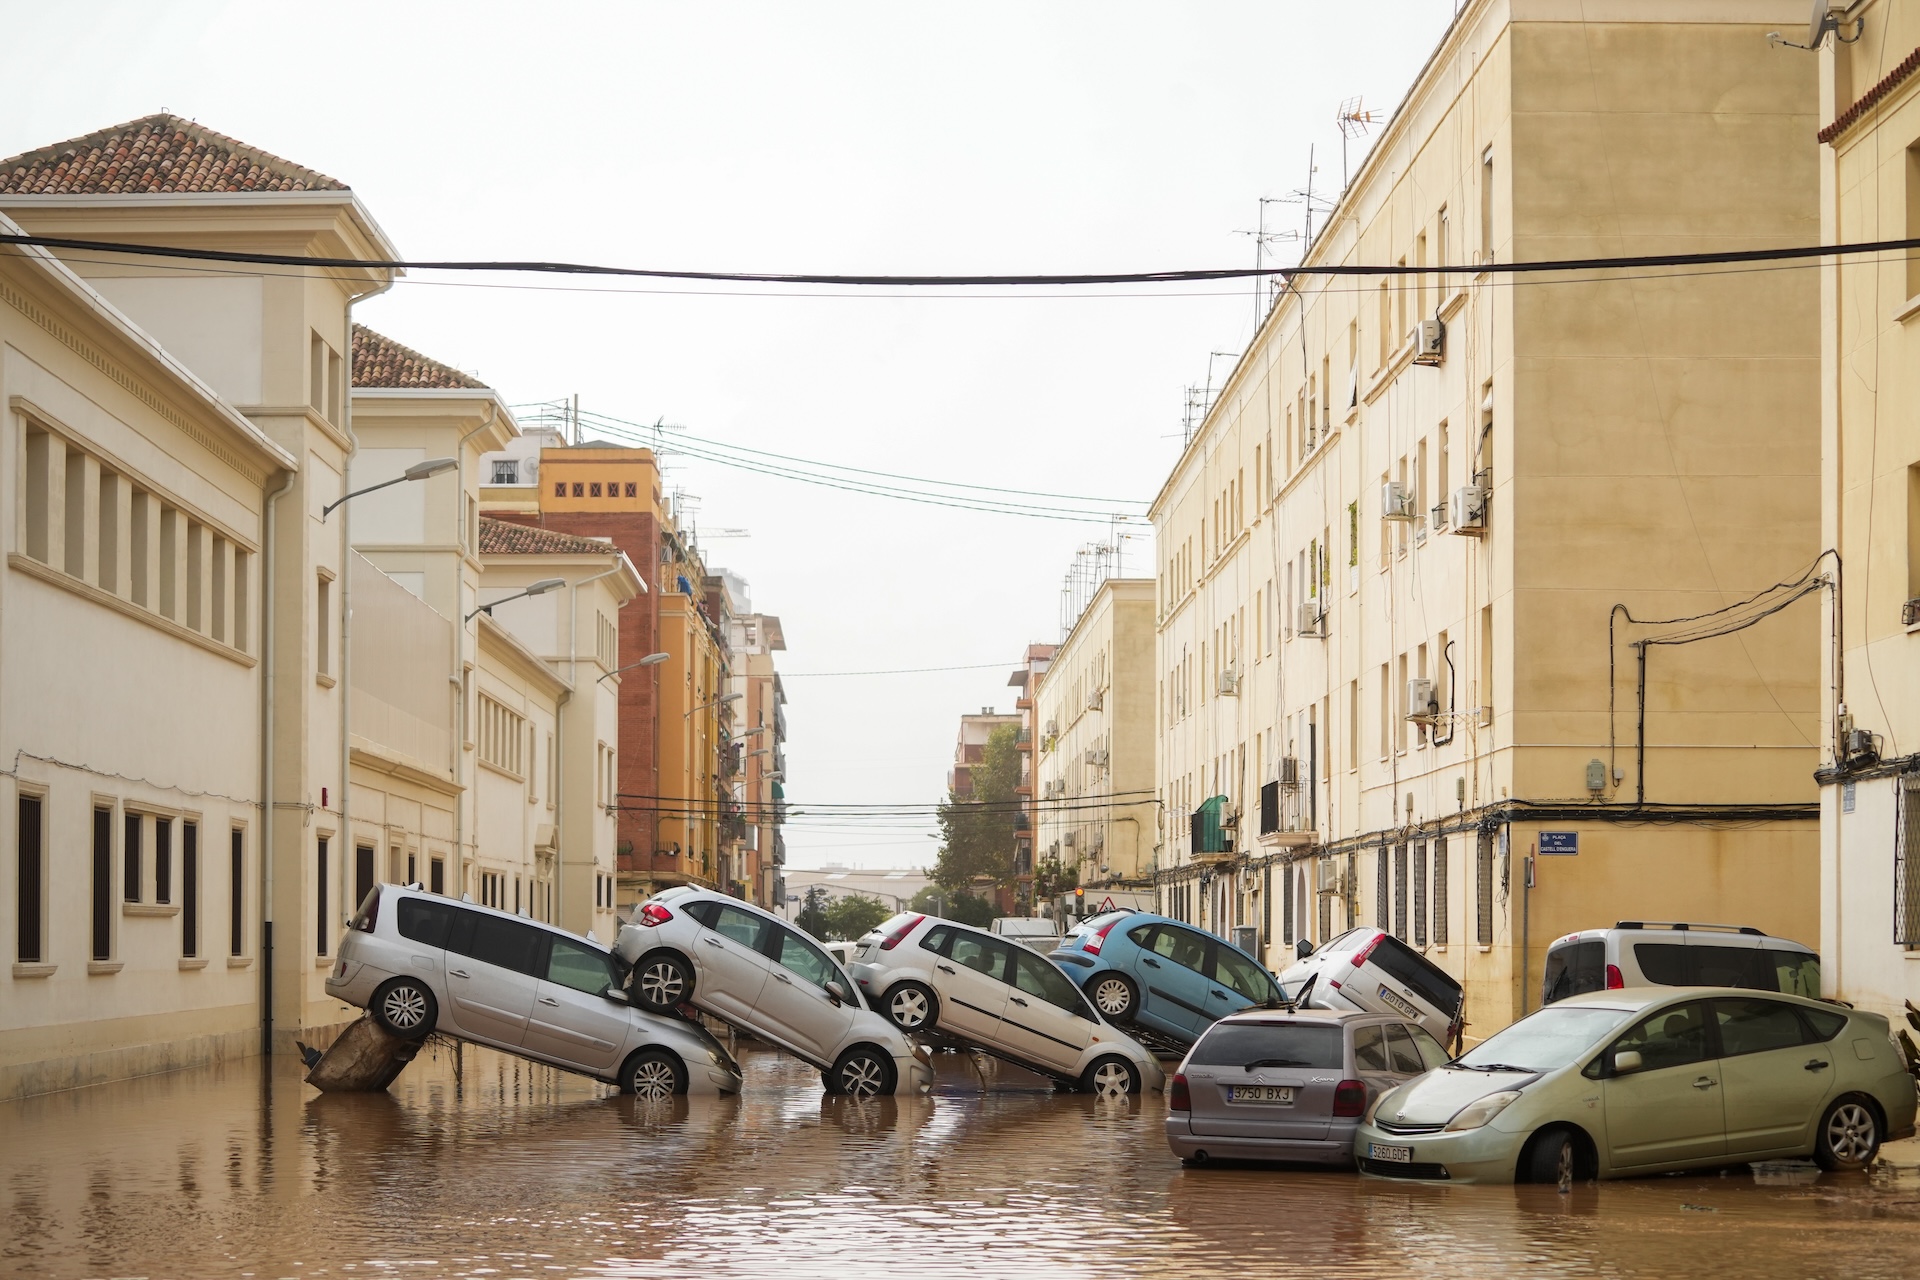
[3,1040,1918,1279]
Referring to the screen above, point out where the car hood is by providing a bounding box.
[1380,1067,1537,1125]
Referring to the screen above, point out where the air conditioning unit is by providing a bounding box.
[1044,719,1058,736]
[1297,601,1325,636]
[1406,677,1438,722]
[1279,756,1300,788]
[1412,317,1445,366]
[1429,500,1449,531]
[1085,689,1104,711]
[1316,859,1344,895]
[1093,749,1110,767]
[1220,804,1239,829]
[1063,831,1076,848]
[1451,485,1488,534]
[1382,480,1417,521]
[1216,670,1240,696]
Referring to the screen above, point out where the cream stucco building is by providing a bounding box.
[1815,1,1920,1022]
[1033,578,1157,896]
[1151,2,1826,1035]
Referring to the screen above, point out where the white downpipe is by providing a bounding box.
[562,564,624,927]
[452,403,498,899]
[259,465,297,1056]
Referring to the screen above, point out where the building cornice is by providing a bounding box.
[1819,44,1920,145]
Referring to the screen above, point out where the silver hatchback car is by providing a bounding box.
[325,884,742,1099]
[1167,1009,1452,1165]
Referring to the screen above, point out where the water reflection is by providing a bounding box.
[0,1044,1915,1278]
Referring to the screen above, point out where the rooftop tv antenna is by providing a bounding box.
[1768,3,1863,50]
[1336,97,1380,189]
[1233,197,1303,323]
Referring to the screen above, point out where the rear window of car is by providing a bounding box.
[1370,935,1462,1014]
[1190,1022,1344,1070]
[1768,948,1822,999]
[920,924,953,955]
[1542,940,1604,1004]
[397,897,454,947]
[1634,941,1772,990]
[1802,1006,1848,1042]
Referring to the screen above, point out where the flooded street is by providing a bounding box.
[4,1043,1919,1279]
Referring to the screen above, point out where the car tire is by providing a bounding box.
[371,977,436,1041]
[824,1046,897,1099]
[633,952,694,1013]
[883,981,938,1033]
[619,1048,687,1100]
[1085,973,1138,1022]
[1520,1127,1581,1185]
[1813,1095,1882,1172]
[1080,1054,1142,1098]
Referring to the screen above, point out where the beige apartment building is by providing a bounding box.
[1033,579,1156,898]
[1152,2,1825,1034]
[727,596,788,908]
[1815,1,1920,1020]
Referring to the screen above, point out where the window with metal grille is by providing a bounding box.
[1393,843,1408,939]
[17,795,44,963]
[1413,839,1428,947]
[1376,844,1390,929]
[1476,828,1495,945]
[1262,864,1273,950]
[1282,862,1295,944]
[1898,776,1920,948]
[1433,836,1449,945]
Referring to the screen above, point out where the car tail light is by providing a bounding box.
[639,903,673,927]
[878,914,925,951]
[351,886,380,933]
[1332,1079,1367,1118]
[1083,916,1123,956]
[1349,932,1384,971]
[1170,1073,1191,1111]
[1605,963,1624,990]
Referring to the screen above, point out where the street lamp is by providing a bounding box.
[322,457,457,519]
[597,651,670,683]
[465,576,565,623]
[684,692,743,718]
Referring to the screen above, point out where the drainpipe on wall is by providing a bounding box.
[259,466,297,1057]
[452,404,498,897]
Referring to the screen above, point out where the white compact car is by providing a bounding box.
[615,887,933,1098]
[325,884,742,1099]
[1278,927,1464,1045]
[846,913,1165,1096]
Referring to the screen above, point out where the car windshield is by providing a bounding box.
[1452,1006,1629,1073]
[1189,1022,1344,1070]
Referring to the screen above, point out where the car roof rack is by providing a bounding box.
[1612,921,1766,936]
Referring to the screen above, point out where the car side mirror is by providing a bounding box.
[825,980,847,1006]
[602,985,630,1005]
[1295,938,1315,961]
[1612,1049,1643,1075]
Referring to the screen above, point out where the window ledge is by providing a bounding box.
[227,955,254,969]
[88,960,124,975]
[178,957,210,971]
[316,672,337,689]
[12,962,56,979]
[124,902,180,918]
[1895,293,1920,325]
[1477,945,1493,954]
[7,554,256,668]
[317,955,336,968]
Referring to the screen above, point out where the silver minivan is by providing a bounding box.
[1541,921,1822,1006]
[326,884,743,1099]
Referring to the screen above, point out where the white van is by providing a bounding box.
[990,916,1063,953]
[1540,921,1822,1006]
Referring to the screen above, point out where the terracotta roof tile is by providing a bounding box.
[478,517,616,557]
[0,114,345,195]
[351,325,488,390]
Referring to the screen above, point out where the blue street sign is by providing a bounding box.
[1538,831,1579,856]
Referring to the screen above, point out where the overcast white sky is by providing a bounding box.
[3,1,1454,871]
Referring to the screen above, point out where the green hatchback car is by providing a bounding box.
[1354,987,1918,1184]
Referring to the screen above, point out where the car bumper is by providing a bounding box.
[698,1066,745,1095]
[897,1053,935,1095]
[322,957,386,1008]
[1352,1121,1525,1184]
[1165,1118,1357,1165]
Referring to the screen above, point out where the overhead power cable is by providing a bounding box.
[11,229,1920,286]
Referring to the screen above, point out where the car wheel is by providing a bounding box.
[884,982,938,1032]
[620,1048,687,1100]
[633,952,694,1012]
[1814,1096,1882,1172]
[1085,973,1137,1022]
[1521,1127,1580,1185]
[1080,1054,1142,1098]
[371,978,436,1040]
[825,1046,897,1099]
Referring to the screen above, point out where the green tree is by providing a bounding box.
[945,891,997,928]
[933,724,1021,893]
[822,893,891,941]
[794,885,831,938]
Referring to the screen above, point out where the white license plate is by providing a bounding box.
[1369,1143,1413,1163]
[1377,985,1420,1019]
[1228,1085,1294,1104]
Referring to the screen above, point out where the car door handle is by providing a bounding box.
[1209,989,1229,1000]
[937,964,956,975]
[448,968,470,979]
[538,996,560,1007]
[1804,1059,1830,1072]
[703,938,725,948]
[1009,996,1029,1007]
[1691,1076,1718,1090]
[1142,958,1162,968]
[773,972,793,985]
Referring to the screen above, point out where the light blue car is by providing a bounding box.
[1049,911,1284,1046]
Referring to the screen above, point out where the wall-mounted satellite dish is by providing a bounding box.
[1768,4,1862,51]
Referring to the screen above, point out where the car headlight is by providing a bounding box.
[1444,1089,1522,1132]
[1365,1086,1400,1126]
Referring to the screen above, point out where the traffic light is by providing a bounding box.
[1073,886,1085,918]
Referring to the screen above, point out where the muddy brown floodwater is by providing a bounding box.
[3,1041,1919,1279]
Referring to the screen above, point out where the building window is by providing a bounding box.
[1393,843,1409,939]
[590,482,603,498]
[93,806,114,961]
[430,857,446,895]
[316,836,330,957]
[230,828,245,957]
[1898,776,1920,948]
[554,482,566,498]
[572,483,585,498]
[182,822,199,959]
[1412,839,1428,947]
[317,573,333,677]
[124,812,143,902]
[624,483,637,498]
[493,460,518,484]
[1376,845,1390,930]
[16,794,45,963]
[1476,829,1495,945]
[478,696,528,776]
[154,816,173,905]
[1480,145,1495,264]
[355,844,376,919]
